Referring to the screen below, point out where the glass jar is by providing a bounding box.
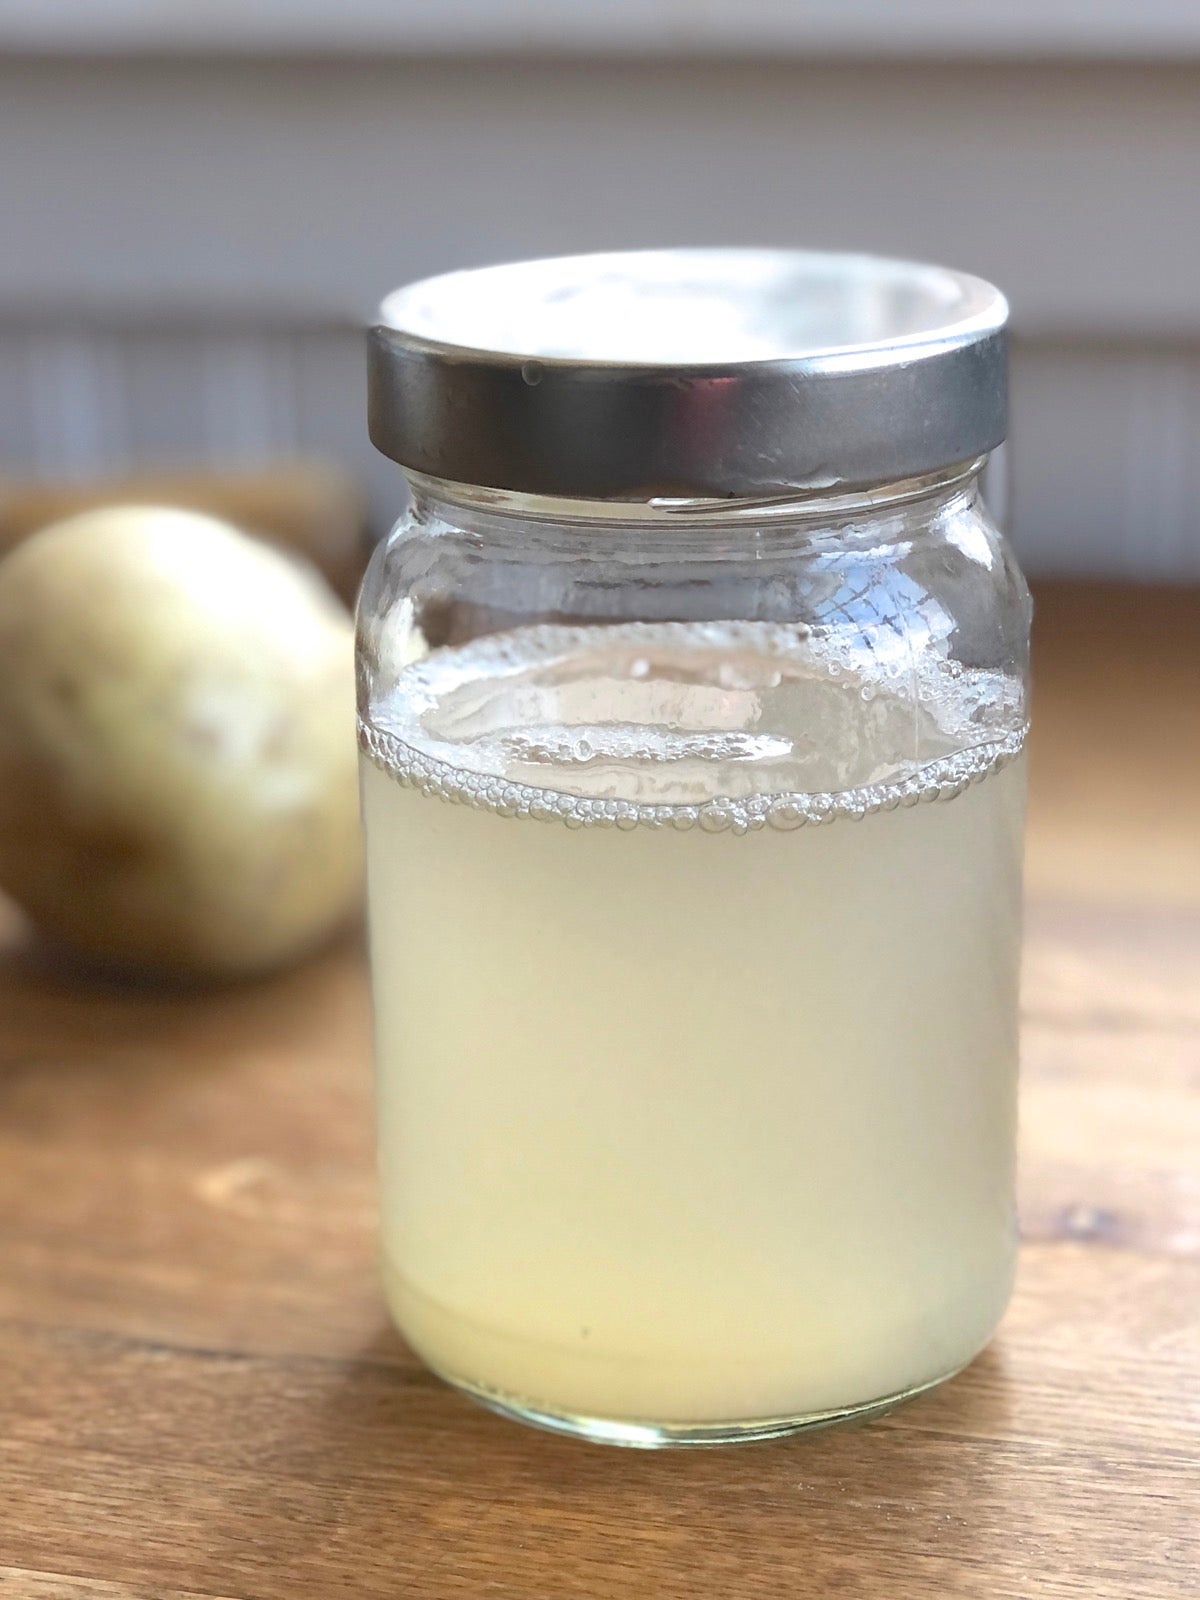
[358,250,1030,1446]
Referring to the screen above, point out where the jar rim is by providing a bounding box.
[404,457,986,530]
[368,248,1007,499]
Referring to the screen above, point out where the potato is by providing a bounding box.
[0,506,361,979]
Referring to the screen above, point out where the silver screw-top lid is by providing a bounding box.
[368,248,1008,500]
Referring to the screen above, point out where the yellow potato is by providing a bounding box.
[0,506,361,979]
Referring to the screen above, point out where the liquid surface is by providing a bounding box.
[361,622,1026,1426]
[363,619,1024,829]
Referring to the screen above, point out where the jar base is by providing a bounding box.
[435,1364,960,1448]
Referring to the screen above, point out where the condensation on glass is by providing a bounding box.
[358,250,1031,1446]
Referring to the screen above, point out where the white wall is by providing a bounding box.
[4,1,1200,58]
[2,51,1199,578]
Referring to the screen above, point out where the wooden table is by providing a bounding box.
[1,583,1196,1600]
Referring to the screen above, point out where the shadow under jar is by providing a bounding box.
[358,250,1031,1446]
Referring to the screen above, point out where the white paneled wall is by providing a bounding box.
[1,51,1199,578]
[1011,344,1200,582]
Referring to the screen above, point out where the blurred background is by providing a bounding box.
[0,12,1197,1588]
[1,0,1199,578]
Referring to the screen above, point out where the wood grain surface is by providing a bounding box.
[0,581,1196,1600]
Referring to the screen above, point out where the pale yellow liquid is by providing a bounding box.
[361,622,1026,1431]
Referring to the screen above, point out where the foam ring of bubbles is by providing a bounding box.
[359,719,1027,835]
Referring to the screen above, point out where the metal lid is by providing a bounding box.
[368,248,1008,499]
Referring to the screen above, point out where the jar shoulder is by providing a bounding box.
[359,492,1029,680]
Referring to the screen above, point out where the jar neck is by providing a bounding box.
[405,458,987,541]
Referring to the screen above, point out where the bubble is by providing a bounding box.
[771,800,807,831]
[698,805,732,834]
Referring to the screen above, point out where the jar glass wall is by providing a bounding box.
[357,456,1030,1444]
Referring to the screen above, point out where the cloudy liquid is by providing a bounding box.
[360,622,1025,1437]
